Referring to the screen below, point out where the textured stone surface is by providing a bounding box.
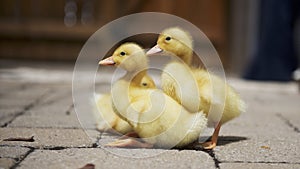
[8,114,81,129]
[1,62,300,169]
[0,146,32,169]
[218,112,299,141]
[0,146,31,159]
[17,148,216,169]
[0,82,49,99]
[220,163,300,169]
[0,98,33,108]
[215,139,300,163]
[0,108,23,127]
[0,158,16,169]
[0,128,94,148]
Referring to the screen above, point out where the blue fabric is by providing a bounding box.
[244,0,299,81]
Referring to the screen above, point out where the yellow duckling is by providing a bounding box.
[147,27,246,149]
[99,43,207,148]
[94,94,132,134]
[95,49,155,135]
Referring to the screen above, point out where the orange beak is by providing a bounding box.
[99,56,115,65]
[146,44,163,55]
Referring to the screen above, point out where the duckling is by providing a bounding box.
[147,27,246,149]
[99,43,207,148]
[94,48,155,135]
[94,94,132,134]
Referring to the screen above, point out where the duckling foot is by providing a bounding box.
[201,141,217,150]
[202,123,221,150]
[105,138,153,148]
[119,132,139,140]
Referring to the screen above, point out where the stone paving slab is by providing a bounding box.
[214,138,300,163]
[278,113,300,133]
[1,61,300,168]
[216,89,300,140]
[0,128,95,148]
[0,108,23,127]
[239,91,299,113]
[0,158,16,169]
[0,82,49,99]
[228,79,298,94]
[36,87,72,106]
[215,90,300,164]
[17,148,216,169]
[219,113,299,141]
[8,114,82,129]
[0,146,31,159]
[0,98,33,109]
[16,88,74,116]
[219,163,300,169]
[0,146,32,169]
[0,82,23,96]
[27,105,72,116]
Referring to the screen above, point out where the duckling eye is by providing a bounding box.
[120,52,126,56]
[142,83,147,87]
[165,36,171,41]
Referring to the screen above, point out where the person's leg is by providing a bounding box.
[244,0,298,81]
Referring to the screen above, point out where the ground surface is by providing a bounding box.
[0,60,300,169]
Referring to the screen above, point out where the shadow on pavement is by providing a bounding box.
[217,136,248,146]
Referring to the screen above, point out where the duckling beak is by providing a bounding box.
[99,56,115,65]
[146,44,163,55]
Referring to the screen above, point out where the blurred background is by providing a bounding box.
[0,0,299,81]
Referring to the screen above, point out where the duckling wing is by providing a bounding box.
[93,93,133,134]
[192,69,245,125]
[162,62,201,113]
[93,94,117,130]
[122,89,166,129]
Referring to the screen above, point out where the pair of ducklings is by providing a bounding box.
[95,27,246,149]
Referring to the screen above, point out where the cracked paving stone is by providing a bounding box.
[214,139,300,163]
[25,89,73,117]
[219,163,300,169]
[0,82,49,99]
[3,88,49,100]
[0,146,32,169]
[27,104,72,116]
[0,82,23,96]
[276,112,300,133]
[0,98,34,108]
[0,108,23,126]
[219,112,299,141]
[0,158,15,169]
[217,92,300,142]
[0,146,31,159]
[0,128,94,148]
[37,89,72,106]
[8,114,82,129]
[17,148,216,169]
[240,91,299,116]
[229,80,297,94]
[22,107,96,130]
[0,81,23,89]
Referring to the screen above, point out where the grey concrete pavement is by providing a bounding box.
[0,60,300,169]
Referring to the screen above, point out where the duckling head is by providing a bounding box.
[99,43,148,72]
[147,27,193,65]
